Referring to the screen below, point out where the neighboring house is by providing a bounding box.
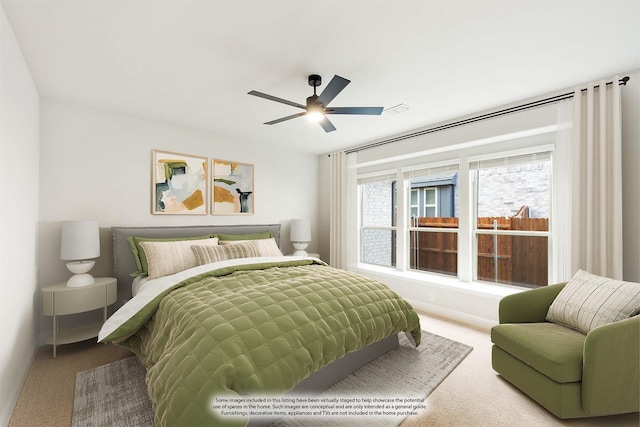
[408,173,458,219]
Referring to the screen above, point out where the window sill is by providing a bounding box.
[356,263,523,298]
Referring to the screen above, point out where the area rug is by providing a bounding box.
[71,351,153,427]
[72,331,472,427]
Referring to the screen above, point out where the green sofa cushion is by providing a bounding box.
[491,322,585,383]
[492,346,586,419]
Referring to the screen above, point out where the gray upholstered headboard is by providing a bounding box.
[112,224,281,304]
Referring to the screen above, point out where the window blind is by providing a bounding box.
[403,163,459,179]
[357,172,397,185]
[469,151,551,170]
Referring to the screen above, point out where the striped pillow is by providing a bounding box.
[546,270,640,334]
[139,238,219,280]
[192,241,259,265]
[219,237,283,257]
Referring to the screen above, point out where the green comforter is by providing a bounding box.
[102,259,421,426]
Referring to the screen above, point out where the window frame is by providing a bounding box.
[357,145,555,289]
[358,171,399,268]
[405,166,459,276]
[469,149,552,287]
[410,189,419,218]
[423,187,437,217]
[468,150,554,288]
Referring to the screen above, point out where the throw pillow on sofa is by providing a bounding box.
[546,269,640,334]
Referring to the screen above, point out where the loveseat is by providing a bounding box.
[491,275,640,419]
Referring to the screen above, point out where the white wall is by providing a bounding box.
[38,99,320,337]
[0,5,40,425]
[318,70,640,328]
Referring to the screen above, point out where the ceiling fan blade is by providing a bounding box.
[317,75,350,106]
[318,115,337,133]
[326,107,384,115]
[264,112,306,125]
[248,90,306,110]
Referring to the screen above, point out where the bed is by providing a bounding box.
[100,224,421,427]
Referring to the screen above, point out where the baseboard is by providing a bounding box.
[356,265,512,331]
[408,298,496,331]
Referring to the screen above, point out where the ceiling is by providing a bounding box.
[2,0,639,155]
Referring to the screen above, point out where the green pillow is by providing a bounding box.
[126,234,214,277]
[215,231,273,241]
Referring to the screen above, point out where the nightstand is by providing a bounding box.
[287,253,320,258]
[41,277,117,357]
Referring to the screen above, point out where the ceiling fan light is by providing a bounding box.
[306,108,324,122]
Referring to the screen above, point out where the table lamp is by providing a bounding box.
[290,219,311,256]
[60,220,100,287]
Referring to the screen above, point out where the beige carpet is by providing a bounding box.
[9,339,133,427]
[9,313,640,427]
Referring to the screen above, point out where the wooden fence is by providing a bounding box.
[410,217,549,288]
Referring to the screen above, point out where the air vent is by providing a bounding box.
[383,103,412,116]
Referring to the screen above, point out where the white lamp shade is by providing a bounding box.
[61,220,100,261]
[290,219,311,243]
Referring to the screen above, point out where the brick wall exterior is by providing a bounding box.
[477,162,550,218]
[361,180,394,266]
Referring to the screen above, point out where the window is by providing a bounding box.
[405,165,459,276]
[359,173,397,267]
[357,148,553,289]
[424,188,437,217]
[410,190,419,217]
[471,152,551,288]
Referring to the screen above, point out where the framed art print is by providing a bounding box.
[152,149,208,215]
[212,159,254,215]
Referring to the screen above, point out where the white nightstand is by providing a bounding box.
[41,277,117,357]
[287,253,320,258]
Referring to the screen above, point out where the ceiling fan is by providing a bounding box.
[248,74,383,133]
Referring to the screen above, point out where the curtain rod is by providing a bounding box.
[344,76,630,155]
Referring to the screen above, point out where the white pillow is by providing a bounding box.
[546,269,640,334]
[192,241,260,265]
[218,237,283,257]
[139,238,219,279]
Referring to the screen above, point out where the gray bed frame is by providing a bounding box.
[111,224,399,426]
[112,224,283,303]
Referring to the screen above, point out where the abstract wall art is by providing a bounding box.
[212,159,254,215]
[152,149,208,215]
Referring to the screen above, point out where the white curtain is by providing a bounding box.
[553,99,574,282]
[329,151,358,271]
[559,76,623,279]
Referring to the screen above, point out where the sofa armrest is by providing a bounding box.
[582,315,640,415]
[498,283,566,324]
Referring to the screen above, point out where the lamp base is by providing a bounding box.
[66,273,96,287]
[292,242,309,257]
[66,260,96,287]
